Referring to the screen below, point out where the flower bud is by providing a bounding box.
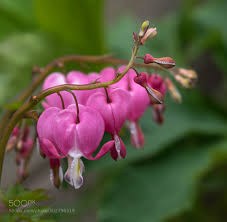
[141,28,157,45]
[165,78,182,103]
[145,86,164,104]
[153,57,176,69]
[133,72,148,87]
[144,54,154,64]
[134,72,163,104]
[175,75,194,88]
[139,20,150,37]
[177,68,197,80]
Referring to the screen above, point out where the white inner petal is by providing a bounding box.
[64,157,84,189]
[129,121,139,149]
[114,134,121,158]
[68,131,83,159]
[71,158,84,189]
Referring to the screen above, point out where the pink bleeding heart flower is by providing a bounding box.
[37,104,106,189]
[148,74,167,124]
[11,127,34,181]
[42,71,95,108]
[7,126,31,152]
[67,71,94,105]
[16,137,34,181]
[43,72,74,108]
[89,67,117,93]
[6,127,20,151]
[99,67,116,82]
[87,88,131,160]
[115,66,150,149]
[148,74,167,97]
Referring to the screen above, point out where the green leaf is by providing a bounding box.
[165,149,227,222]
[98,140,227,222]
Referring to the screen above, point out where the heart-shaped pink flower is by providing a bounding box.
[43,72,74,108]
[87,88,131,160]
[42,71,94,108]
[37,104,107,189]
[115,66,150,149]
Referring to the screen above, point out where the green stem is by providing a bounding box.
[0,44,139,184]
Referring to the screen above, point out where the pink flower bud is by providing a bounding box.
[148,74,167,97]
[148,74,167,123]
[134,72,148,87]
[133,72,164,104]
[141,28,157,45]
[152,57,176,69]
[144,54,154,64]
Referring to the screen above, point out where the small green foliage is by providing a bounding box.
[0,185,54,222]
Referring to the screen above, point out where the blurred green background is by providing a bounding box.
[0,0,227,221]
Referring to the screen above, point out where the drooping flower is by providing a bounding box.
[87,88,131,160]
[42,72,74,109]
[148,74,167,124]
[42,71,92,108]
[16,137,34,181]
[115,66,150,149]
[134,72,164,104]
[6,127,20,151]
[37,104,108,189]
[49,158,63,189]
[67,71,95,104]
[8,126,35,182]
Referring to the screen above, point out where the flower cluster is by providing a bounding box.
[36,67,168,189]
[5,20,197,189]
[7,126,34,182]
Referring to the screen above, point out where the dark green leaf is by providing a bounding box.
[98,140,227,222]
